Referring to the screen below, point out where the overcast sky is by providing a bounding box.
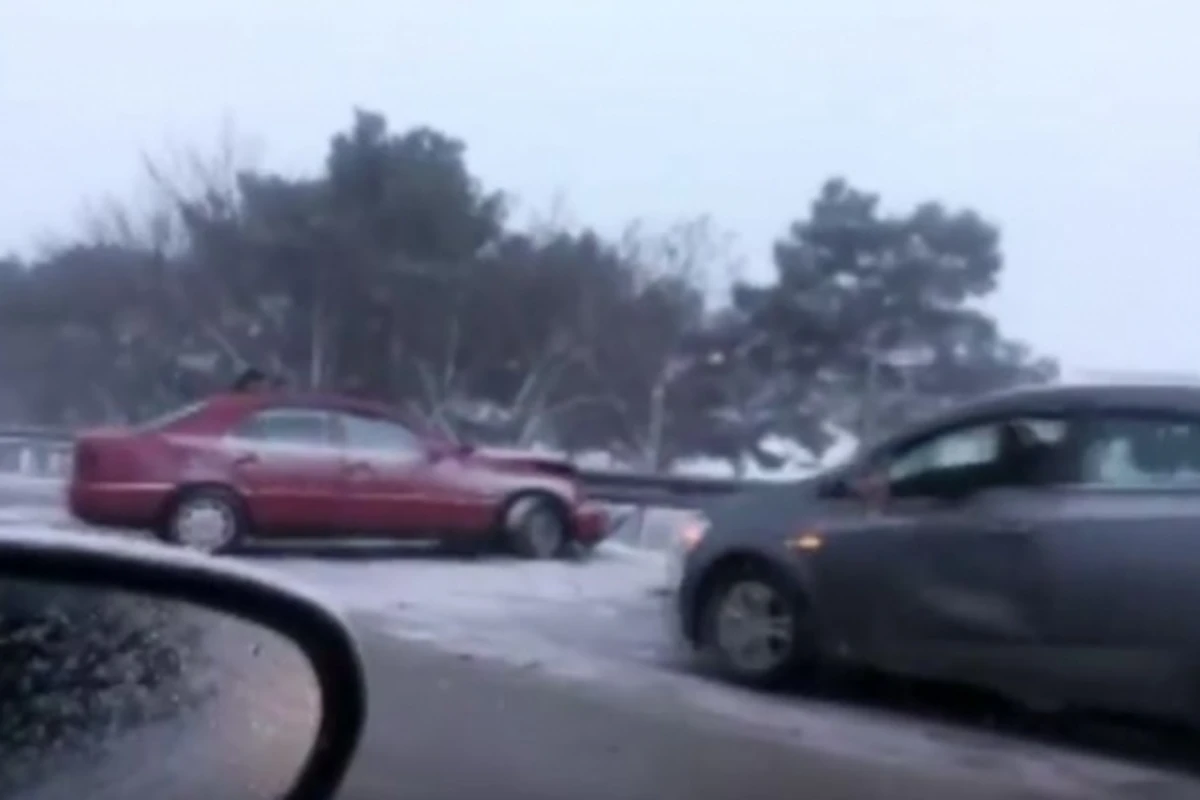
[3,1,1198,374]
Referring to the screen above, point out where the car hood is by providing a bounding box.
[466,447,578,476]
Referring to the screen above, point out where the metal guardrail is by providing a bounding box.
[578,469,774,507]
[0,426,76,441]
[0,427,73,479]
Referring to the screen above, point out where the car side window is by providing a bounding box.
[1078,414,1200,488]
[232,409,334,448]
[337,413,422,458]
[883,416,1069,496]
[887,424,1000,484]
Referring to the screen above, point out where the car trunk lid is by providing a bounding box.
[73,427,151,483]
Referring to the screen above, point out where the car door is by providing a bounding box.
[864,415,1070,687]
[224,408,341,533]
[1033,411,1200,715]
[333,411,433,535]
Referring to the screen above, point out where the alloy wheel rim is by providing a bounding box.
[714,579,795,674]
[173,499,235,552]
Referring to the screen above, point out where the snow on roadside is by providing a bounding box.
[0,473,65,490]
[0,505,71,526]
[0,496,680,684]
[0,475,66,505]
[278,544,665,618]
[0,496,675,680]
[269,542,672,683]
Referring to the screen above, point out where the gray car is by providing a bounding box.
[668,382,1200,724]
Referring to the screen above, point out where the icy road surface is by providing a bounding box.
[0,502,1198,797]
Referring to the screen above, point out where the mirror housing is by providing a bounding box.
[819,460,892,506]
[0,530,366,800]
[816,475,853,499]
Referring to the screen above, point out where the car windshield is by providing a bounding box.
[133,402,206,432]
[4,4,1198,799]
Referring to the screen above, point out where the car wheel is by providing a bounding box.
[699,562,816,688]
[504,495,567,559]
[161,487,246,555]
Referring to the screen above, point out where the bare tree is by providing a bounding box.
[609,216,744,470]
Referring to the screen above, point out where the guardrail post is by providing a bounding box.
[0,431,74,479]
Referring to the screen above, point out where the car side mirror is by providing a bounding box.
[0,531,365,800]
[818,476,853,498]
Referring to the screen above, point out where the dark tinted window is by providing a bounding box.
[886,422,1000,483]
[875,415,1070,499]
[886,417,1068,485]
[1079,414,1200,487]
[337,413,421,455]
[233,410,333,447]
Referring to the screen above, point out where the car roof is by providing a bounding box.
[865,381,1200,449]
[952,381,1200,417]
[206,390,407,418]
[892,382,1200,445]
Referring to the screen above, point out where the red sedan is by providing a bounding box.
[67,391,609,557]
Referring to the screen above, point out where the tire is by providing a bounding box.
[503,494,568,560]
[159,486,247,555]
[697,560,817,688]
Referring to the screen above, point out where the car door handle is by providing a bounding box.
[232,452,258,466]
[346,461,373,477]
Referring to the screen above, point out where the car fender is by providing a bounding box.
[457,466,581,510]
[680,539,822,646]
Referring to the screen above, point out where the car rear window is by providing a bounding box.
[134,401,206,432]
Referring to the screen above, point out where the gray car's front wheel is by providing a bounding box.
[699,563,816,688]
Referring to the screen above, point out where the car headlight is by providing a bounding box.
[676,513,709,553]
[664,513,709,590]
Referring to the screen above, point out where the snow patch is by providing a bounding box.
[0,504,71,526]
[276,542,665,622]
[575,429,859,480]
[0,473,66,494]
[270,542,670,683]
